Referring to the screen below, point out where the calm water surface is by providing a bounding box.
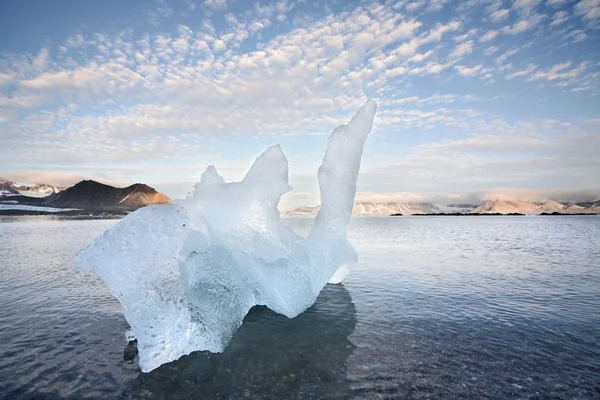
[0,215,599,399]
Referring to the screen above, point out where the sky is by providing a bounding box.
[1,0,599,207]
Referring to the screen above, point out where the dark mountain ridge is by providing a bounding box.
[44,180,171,211]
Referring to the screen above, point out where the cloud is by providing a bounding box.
[144,4,174,26]
[448,40,473,60]
[355,120,600,195]
[2,3,454,172]
[391,93,481,105]
[526,61,587,81]
[496,49,519,65]
[2,171,128,188]
[407,50,433,63]
[484,45,499,55]
[1,0,598,195]
[480,30,499,41]
[547,0,568,7]
[405,0,427,12]
[426,0,448,12]
[502,15,542,34]
[353,188,600,204]
[455,64,482,76]
[506,63,538,78]
[575,0,600,22]
[513,0,543,12]
[203,0,227,10]
[489,8,510,22]
[565,29,589,42]
[550,10,570,25]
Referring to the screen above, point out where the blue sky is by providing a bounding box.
[1,0,599,206]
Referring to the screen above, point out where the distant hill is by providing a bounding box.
[562,201,600,214]
[285,199,600,215]
[44,180,171,211]
[284,202,441,215]
[446,203,479,209]
[0,179,64,198]
[473,200,600,214]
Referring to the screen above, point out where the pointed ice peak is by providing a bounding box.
[200,165,225,186]
[243,145,291,198]
[311,99,377,238]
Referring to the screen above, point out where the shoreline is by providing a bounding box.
[1,209,597,218]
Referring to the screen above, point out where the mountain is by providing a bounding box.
[446,203,479,209]
[17,183,65,197]
[471,200,600,214]
[0,179,19,196]
[44,180,171,210]
[0,179,65,198]
[284,202,441,215]
[285,199,600,215]
[563,201,600,214]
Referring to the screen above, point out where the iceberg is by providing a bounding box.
[75,100,377,372]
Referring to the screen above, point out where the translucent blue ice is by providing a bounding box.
[75,100,377,372]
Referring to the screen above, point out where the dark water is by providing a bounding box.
[1,216,599,399]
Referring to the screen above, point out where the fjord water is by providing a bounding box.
[0,216,599,399]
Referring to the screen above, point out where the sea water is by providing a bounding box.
[0,215,599,399]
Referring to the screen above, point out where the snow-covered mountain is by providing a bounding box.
[0,179,65,198]
[284,202,441,215]
[472,200,600,214]
[285,199,600,215]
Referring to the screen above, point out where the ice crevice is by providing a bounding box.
[75,100,377,372]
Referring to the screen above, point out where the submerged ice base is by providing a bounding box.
[75,100,377,372]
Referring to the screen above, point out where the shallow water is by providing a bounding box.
[1,215,599,399]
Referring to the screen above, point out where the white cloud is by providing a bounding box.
[212,39,227,52]
[565,29,589,42]
[426,0,448,12]
[480,30,499,41]
[550,10,570,25]
[32,48,50,71]
[527,61,587,81]
[496,49,519,65]
[144,5,174,26]
[512,0,542,14]
[490,8,510,22]
[352,188,600,205]
[203,0,227,10]
[405,0,427,12]
[448,40,473,60]
[574,0,600,21]
[358,125,600,194]
[454,29,479,42]
[408,50,433,62]
[2,0,599,192]
[501,16,540,34]
[484,46,499,55]
[547,0,568,7]
[506,63,537,79]
[455,64,482,76]
[2,171,127,188]
[391,93,480,105]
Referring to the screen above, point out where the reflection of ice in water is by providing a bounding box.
[126,284,357,399]
[75,101,377,372]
